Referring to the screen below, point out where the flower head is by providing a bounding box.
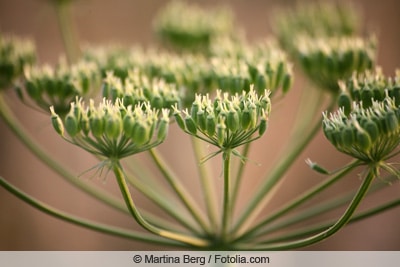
[50,98,169,160]
[173,87,270,153]
[0,34,36,89]
[323,96,400,164]
[24,59,101,116]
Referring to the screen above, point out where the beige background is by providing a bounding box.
[0,0,400,250]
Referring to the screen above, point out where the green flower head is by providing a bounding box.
[0,34,36,89]
[173,87,271,154]
[50,98,170,160]
[323,96,400,164]
[24,59,101,116]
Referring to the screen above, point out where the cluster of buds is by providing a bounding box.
[24,60,101,116]
[338,68,400,115]
[153,0,233,53]
[323,96,400,164]
[102,71,180,110]
[272,1,359,52]
[295,36,376,92]
[0,34,36,89]
[173,87,271,153]
[50,98,169,160]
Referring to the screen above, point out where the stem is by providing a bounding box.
[0,93,127,213]
[257,197,400,245]
[53,0,80,64]
[256,174,399,238]
[231,142,251,212]
[190,137,218,231]
[148,148,211,235]
[240,168,376,250]
[221,149,232,242]
[0,176,182,247]
[234,159,360,242]
[232,98,336,235]
[122,165,203,235]
[112,161,209,247]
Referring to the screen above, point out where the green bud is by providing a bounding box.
[80,113,90,136]
[90,115,105,138]
[185,115,197,135]
[196,110,207,131]
[216,122,226,147]
[105,115,122,140]
[361,87,373,109]
[157,119,169,142]
[341,125,355,148]
[385,110,398,134]
[206,114,216,137]
[282,73,292,94]
[241,108,252,130]
[132,121,149,145]
[65,112,80,137]
[390,86,400,106]
[123,113,135,137]
[173,110,186,131]
[363,120,379,142]
[338,92,352,116]
[356,128,372,152]
[258,117,268,136]
[50,106,64,136]
[226,109,239,132]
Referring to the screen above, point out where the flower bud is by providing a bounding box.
[206,114,216,137]
[356,128,372,153]
[362,120,379,143]
[65,112,80,137]
[258,117,268,136]
[361,87,373,109]
[90,114,105,138]
[50,106,64,136]
[185,115,197,135]
[196,110,207,131]
[157,117,169,142]
[104,114,122,140]
[226,109,239,132]
[338,92,352,116]
[132,121,149,145]
[216,122,226,147]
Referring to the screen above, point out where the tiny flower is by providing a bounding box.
[50,98,170,160]
[174,87,271,155]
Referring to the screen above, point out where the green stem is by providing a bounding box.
[221,149,232,242]
[234,159,360,242]
[148,148,211,235]
[231,142,251,213]
[238,168,376,250]
[0,176,182,247]
[190,137,218,231]
[122,165,203,235]
[112,161,209,247]
[53,0,80,64]
[0,93,127,213]
[257,197,400,245]
[256,174,398,238]
[232,98,336,236]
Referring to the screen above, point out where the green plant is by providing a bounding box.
[1,0,399,250]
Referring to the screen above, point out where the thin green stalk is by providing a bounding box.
[191,137,218,230]
[148,148,211,235]
[255,174,399,238]
[0,93,127,213]
[231,141,251,213]
[122,166,203,235]
[112,161,209,247]
[232,98,336,236]
[256,197,400,245]
[0,176,182,247]
[221,149,232,242]
[239,168,376,250]
[53,0,80,64]
[234,159,361,242]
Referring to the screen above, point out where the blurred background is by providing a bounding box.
[0,0,399,250]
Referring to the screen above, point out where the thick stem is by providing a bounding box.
[221,149,232,242]
[53,0,80,64]
[112,161,209,247]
